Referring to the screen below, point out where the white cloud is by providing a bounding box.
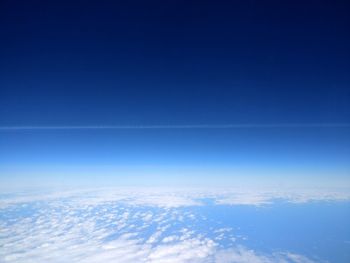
[162,235,179,243]
[0,189,322,263]
[1,186,349,209]
[148,237,216,263]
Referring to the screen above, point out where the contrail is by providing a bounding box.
[0,123,350,130]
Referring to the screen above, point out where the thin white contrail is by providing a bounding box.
[0,123,350,130]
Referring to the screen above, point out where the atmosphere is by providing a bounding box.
[1,1,350,263]
[1,1,350,187]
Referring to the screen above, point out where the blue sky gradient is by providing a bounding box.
[0,0,349,188]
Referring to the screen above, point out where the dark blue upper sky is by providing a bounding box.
[0,1,349,187]
[1,0,349,125]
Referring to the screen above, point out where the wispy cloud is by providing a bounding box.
[0,123,350,130]
[1,187,349,209]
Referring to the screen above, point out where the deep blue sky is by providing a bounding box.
[0,1,349,187]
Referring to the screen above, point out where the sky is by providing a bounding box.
[0,0,349,188]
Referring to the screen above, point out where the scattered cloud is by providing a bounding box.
[0,189,325,262]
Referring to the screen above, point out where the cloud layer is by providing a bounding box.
[0,188,336,262]
[1,187,349,209]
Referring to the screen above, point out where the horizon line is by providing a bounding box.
[1,123,350,130]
